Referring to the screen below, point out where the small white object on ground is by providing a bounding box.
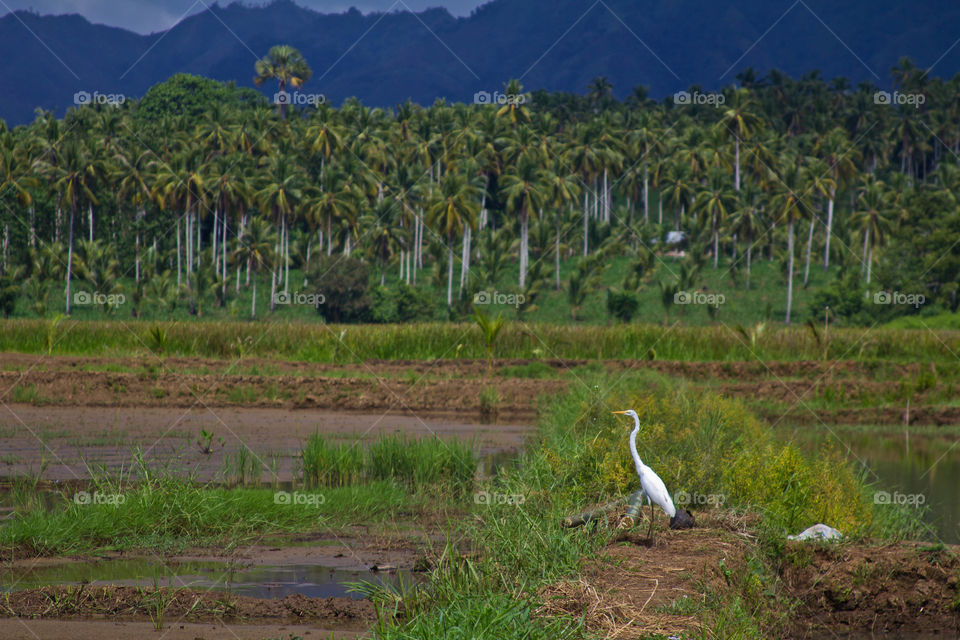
[787,523,843,541]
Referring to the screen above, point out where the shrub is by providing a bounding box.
[311,256,371,323]
[534,375,872,534]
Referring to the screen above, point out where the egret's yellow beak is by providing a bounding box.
[612,410,628,415]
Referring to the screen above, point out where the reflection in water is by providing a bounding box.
[784,427,960,544]
[0,558,416,600]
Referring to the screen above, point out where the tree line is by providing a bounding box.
[0,48,957,324]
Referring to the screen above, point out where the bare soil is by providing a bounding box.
[538,512,960,639]
[0,619,363,640]
[783,541,960,637]
[3,353,956,429]
[0,586,374,629]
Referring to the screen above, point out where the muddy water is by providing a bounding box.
[0,405,532,481]
[0,557,415,599]
[785,426,960,544]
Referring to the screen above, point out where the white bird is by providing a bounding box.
[613,409,677,540]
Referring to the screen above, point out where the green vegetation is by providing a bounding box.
[363,373,920,639]
[301,432,475,491]
[0,472,418,558]
[2,318,959,363]
[1,57,958,328]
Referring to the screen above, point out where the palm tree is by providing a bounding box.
[500,154,547,287]
[730,182,763,289]
[427,172,479,307]
[852,178,894,285]
[256,151,305,308]
[628,113,664,223]
[254,45,313,120]
[50,140,98,315]
[495,79,530,125]
[233,217,276,319]
[693,168,736,268]
[770,163,808,324]
[663,163,696,231]
[813,127,860,271]
[717,87,763,191]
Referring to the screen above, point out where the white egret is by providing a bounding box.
[613,409,692,539]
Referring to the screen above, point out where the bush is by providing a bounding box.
[311,256,371,323]
[534,373,873,534]
[396,282,440,321]
[606,288,639,323]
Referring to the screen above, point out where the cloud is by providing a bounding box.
[1,0,484,34]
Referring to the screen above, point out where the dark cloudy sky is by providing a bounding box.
[1,0,486,33]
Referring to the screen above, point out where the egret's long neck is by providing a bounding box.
[628,417,645,474]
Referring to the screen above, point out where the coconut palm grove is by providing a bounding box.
[3,9,960,640]
[0,49,957,328]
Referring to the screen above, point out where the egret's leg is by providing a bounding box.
[647,502,655,540]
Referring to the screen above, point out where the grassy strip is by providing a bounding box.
[365,372,924,639]
[0,478,417,558]
[302,433,476,490]
[3,318,960,362]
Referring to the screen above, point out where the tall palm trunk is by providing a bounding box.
[555,209,563,290]
[643,161,649,224]
[221,211,228,304]
[734,138,740,191]
[446,239,454,308]
[176,219,182,288]
[519,206,528,287]
[712,213,719,269]
[785,220,795,325]
[88,202,93,242]
[745,235,752,290]
[65,203,76,315]
[823,187,835,271]
[460,226,471,293]
[251,269,258,319]
[583,191,589,256]
[803,218,815,287]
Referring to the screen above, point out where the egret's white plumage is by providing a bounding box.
[613,409,677,537]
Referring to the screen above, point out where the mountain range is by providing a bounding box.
[1,0,959,125]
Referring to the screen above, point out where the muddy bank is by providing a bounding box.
[0,619,364,640]
[783,541,960,636]
[537,513,960,639]
[0,585,374,625]
[0,404,531,481]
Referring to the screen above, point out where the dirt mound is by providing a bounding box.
[0,585,374,627]
[783,541,960,636]
[537,513,960,639]
[538,514,754,638]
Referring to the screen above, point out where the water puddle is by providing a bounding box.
[784,426,960,544]
[0,558,416,599]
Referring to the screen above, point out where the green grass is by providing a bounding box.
[0,476,417,558]
[302,433,476,491]
[3,317,960,363]
[364,370,924,639]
